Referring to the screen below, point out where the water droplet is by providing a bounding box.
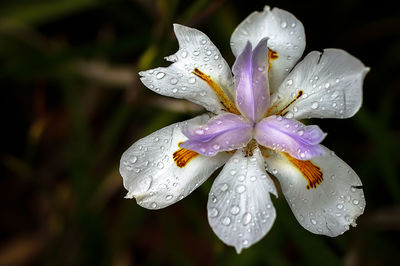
[166,195,173,200]
[181,51,188,58]
[230,170,237,176]
[188,77,196,84]
[209,208,219,217]
[170,78,178,85]
[222,216,231,226]
[220,183,229,192]
[276,116,283,121]
[297,129,304,136]
[211,195,217,203]
[151,202,157,209]
[193,50,200,56]
[214,55,219,60]
[156,72,165,79]
[242,213,252,225]
[286,79,293,86]
[353,199,359,205]
[238,175,245,182]
[250,176,257,182]
[172,88,178,93]
[337,204,344,209]
[130,156,137,164]
[281,21,287,28]
[242,239,249,245]
[286,112,294,118]
[157,162,164,169]
[272,169,278,175]
[230,205,240,215]
[311,218,317,225]
[236,185,246,194]
[201,39,207,45]
[291,22,296,27]
[332,102,337,107]
[325,82,330,88]
[311,102,319,109]
[213,144,220,150]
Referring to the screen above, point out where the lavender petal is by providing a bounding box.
[232,39,270,123]
[255,115,326,160]
[181,113,253,156]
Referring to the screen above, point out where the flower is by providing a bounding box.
[120,5,369,253]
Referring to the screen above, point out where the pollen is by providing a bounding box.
[173,143,199,168]
[284,153,323,189]
[192,68,240,115]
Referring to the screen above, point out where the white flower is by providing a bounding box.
[120,5,369,253]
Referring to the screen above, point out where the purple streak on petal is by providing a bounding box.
[232,38,270,123]
[181,113,253,157]
[254,115,327,160]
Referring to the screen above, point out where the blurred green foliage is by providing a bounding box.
[1,0,399,265]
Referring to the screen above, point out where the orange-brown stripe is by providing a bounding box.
[284,153,323,190]
[173,144,199,168]
[268,49,278,72]
[192,68,240,115]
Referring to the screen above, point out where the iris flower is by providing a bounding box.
[120,6,369,253]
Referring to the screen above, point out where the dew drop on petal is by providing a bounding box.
[242,213,252,225]
[236,185,246,194]
[188,77,196,84]
[181,51,188,58]
[166,195,173,200]
[222,216,231,226]
[170,78,178,85]
[230,205,240,215]
[337,204,344,209]
[220,183,229,192]
[157,162,164,169]
[311,102,319,109]
[213,144,220,150]
[209,208,219,217]
[156,72,165,79]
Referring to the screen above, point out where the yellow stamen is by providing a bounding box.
[192,68,240,115]
[284,153,323,189]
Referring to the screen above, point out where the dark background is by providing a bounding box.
[1,0,399,265]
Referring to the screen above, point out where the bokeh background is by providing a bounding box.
[1,0,399,265]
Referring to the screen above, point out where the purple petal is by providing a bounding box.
[232,39,270,123]
[181,113,253,156]
[254,115,326,160]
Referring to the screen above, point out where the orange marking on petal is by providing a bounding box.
[192,68,240,115]
[173,143,199,168]
[268,49,278,72]
[284,153,323,190]
[266,90,303,117]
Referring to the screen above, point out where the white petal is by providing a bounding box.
[264,146,365,236]
[230,6,306,90]
[207,147,277,253]
[120,114,231,209]
[140,24,234,114]
[270,49,369,119]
